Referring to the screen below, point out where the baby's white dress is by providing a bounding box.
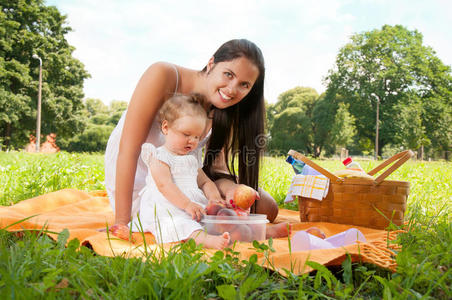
[130,143,209,243]
[104,110,210,218]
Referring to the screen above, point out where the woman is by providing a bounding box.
[105,39,280,234]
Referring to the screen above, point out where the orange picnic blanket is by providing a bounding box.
[0,189,401,275]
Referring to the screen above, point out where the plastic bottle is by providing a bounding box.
[301,164,321,175]
[342,157,364,172]
[286,155,305,174]
[286,155,321,175]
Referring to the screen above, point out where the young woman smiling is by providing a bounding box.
[105,39,285,238]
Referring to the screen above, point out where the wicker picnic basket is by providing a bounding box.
[288,150,414,229]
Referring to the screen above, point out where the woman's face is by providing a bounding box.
[205,56,259,109]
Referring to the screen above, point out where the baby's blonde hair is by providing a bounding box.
[158,93,208,126]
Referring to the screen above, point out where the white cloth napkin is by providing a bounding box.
[290,228,367,251]
[285,174,330,203]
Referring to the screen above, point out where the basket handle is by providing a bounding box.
[288,150,342,183]
[367,150,415,185]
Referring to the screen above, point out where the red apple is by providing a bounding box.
[229,225,252,243]
[216,208,238,232]
[109,224,134,242]
[305,227,326,239]
[217,208,237,217]
[205,202,225,215]
[233,184,257,210]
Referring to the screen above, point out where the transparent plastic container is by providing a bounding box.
[201,214,269,243]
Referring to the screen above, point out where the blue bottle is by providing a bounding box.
[286,155,305,174]
[286,155,321,175]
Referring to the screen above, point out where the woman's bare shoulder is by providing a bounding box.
[144,62,177,78]
[131,62,179,100]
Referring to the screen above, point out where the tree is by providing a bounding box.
[325,25,452,158]
[107,100,128,126]
[312,93,338,157]
[267,87,319,155]
[0,0,89,149]
[66,123,113,152]
[330,103,357,152]
[84,98,109,125]
[58,99,127,152]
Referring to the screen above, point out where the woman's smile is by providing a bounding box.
[218,89,232,102]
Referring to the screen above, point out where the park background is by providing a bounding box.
[0,0,451,160]
[0,1,451,298]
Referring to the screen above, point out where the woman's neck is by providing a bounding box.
[177,67,205,94]
[178,67,213,113]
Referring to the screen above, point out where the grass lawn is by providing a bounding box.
[0,151,451,299]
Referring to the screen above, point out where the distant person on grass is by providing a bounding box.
[131,93,230,249]
[105,39,289,241]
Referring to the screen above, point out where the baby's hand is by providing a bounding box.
[184,202,205,221]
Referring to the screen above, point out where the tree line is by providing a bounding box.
[1,2,451,159]
[266,25,451,160]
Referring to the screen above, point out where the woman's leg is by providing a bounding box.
[256,187,292,238]
[255,187,279,223]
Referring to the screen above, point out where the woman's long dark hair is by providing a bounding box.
[201,39,266,213]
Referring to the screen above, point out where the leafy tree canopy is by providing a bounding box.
[325,25,452,157]
[267,87,320,155]
[0,0,90,149]
[58,99,128,152]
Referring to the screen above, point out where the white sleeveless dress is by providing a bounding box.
[130,144,208,243]
[104,65,211,218]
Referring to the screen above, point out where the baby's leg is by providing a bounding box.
[189,231,230,249]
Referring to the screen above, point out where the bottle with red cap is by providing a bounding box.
[342,157,364,172]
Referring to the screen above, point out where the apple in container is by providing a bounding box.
[229,224,252,243]
[215,208,238,232]
[205,202,224,216]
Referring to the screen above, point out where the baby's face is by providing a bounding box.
[163,115,206,155]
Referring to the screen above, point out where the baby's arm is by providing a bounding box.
[149,156,204,221]
[197,169,226,205]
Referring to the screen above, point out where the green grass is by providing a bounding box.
[0,151,451,299]
[0,151,105,205]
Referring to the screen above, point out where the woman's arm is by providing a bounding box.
[150,157,205,221]
[208,148,260,206]
[197,169,225,205]
[114,62,177,225]
[208,148,238,202]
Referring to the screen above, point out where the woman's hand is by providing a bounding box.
[184,202,205,221]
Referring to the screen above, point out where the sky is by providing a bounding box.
[45,0,452,104]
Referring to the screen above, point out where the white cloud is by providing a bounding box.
[46,0,451,104]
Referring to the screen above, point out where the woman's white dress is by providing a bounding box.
[104,111,210,219]
[130,143,208,243]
